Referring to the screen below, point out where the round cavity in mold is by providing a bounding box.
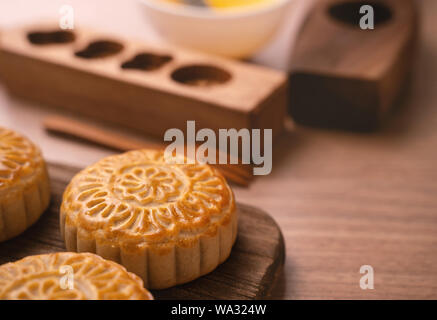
[171,65,232,87]
[328,1,392,28]
[27,30,75,45]
[75,40,124,59]
[121,53,173,71]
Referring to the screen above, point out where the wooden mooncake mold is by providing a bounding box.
[0,127,50,241]
[0,252,153,300]
[60,149,237,289]
[0,24,287,142]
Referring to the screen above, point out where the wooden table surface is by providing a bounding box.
[0,0,436,299]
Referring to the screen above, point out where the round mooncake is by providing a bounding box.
[0,252,153,300]
[61,149,237,289]
[0,127,50,241]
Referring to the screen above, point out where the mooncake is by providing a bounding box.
[0,252,153,300]
[0,127,50,241]
[61,149,237,289]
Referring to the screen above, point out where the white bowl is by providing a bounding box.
[139,0,296,59]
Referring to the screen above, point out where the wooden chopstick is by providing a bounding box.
[43,115,252,187]
[43,115,162,150]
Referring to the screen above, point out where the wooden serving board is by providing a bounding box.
[0,163,285,300]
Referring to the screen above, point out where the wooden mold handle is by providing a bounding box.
[43,115,252,187]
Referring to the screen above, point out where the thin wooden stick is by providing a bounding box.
[43,115,252,187]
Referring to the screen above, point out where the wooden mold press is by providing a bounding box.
[289,0,418,131]
[0,24,288,140]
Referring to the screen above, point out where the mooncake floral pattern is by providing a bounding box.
[113,165,186,207]
[0,127,43,189]
[61,149,234,244]
[0,252,152,300]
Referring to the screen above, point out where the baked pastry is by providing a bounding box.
[0,252,153,300]
[0,127,50,241]
[61,149,237,289]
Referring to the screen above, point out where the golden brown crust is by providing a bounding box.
[60,149,237,289]
[0,252,153,300]
[0,127,42,190]
[61,149,235,249]
[0,127,50,241]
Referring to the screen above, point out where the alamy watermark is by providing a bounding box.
[164,121,272,175]
[359,265,375,290]
[59,4,74,30]
[59,265,74,290]
[360,5,375,30]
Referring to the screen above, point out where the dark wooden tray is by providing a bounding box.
[0,163,285,299]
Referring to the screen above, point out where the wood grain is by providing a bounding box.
[0,162,285,300]
[289,0,418,131]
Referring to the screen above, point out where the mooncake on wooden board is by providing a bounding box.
[0,162,285,299]
[0,127,50,242]
[0,252,153,300]
[60,149,237,289]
